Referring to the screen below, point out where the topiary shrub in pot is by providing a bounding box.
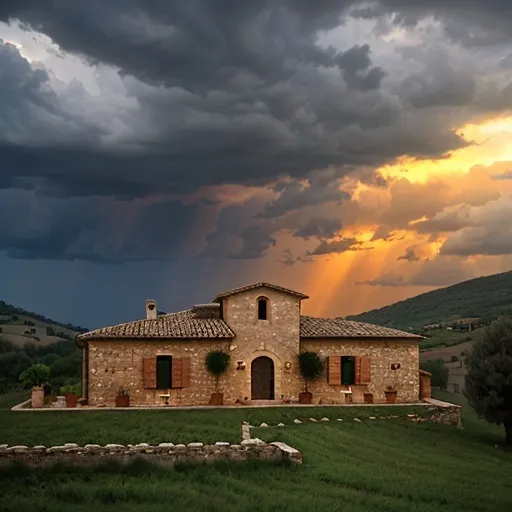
[60,384,80,408]
[298,352,324,404]
[19,364,51,409]
[205,350,230,405]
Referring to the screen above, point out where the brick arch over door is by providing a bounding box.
[247,351,281,400]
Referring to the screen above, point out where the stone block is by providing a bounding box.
[6,446,28,452]
[241,438,265,446]
[270,442,302,464]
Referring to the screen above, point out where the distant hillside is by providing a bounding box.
[0,300,87,348]
[347,270,512,331]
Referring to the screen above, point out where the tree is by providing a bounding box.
[298,352,324,392]
[465,318,512,445]
[19,363,51,389]
[0,352,30,392]
[205,351,230,392]
[421,359,449,390]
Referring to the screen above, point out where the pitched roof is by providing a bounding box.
[213,282,309,301]
[78,312,422,342]
[76,309,235,341]
[300,316,423,339]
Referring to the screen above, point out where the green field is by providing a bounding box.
[1,392,511,512]
[419,329,474,351]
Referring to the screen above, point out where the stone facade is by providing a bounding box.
[81,283,423,407]
[301,339,420,404]
[88,340,230,406]
[219,287,303,403]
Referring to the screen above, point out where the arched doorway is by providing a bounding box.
[251,356,275,400]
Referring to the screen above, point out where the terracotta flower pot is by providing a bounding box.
[299,391,313,404]
[31,386,45,409]
[115,395,130,407]
[385,390,398,404]
[210,392,224,406]
[65,393,78,408]
[363,392,374,404]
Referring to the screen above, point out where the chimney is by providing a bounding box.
[192,303,220,319]
[146,299,157,320]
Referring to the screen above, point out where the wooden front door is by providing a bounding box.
[251,356,275,400]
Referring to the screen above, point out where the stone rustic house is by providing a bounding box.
[77,283,424,406]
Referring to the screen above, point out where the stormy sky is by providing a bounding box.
[1,1,512,328]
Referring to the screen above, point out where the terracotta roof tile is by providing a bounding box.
[76,309,235,341]
[214,282,308,301]
[300,316,423,339]
[77,311,421,342]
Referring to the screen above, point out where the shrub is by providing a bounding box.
[298,352,324,392]
[205,351,230,391]
[19,363,51,389]
[60,383,81,395]
[420,359,448,390]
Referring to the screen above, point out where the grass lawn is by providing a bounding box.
[0,392,427,446]
[1,391,511,512]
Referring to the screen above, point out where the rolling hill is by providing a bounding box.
[0,300,87,348]
[347,270,512,331]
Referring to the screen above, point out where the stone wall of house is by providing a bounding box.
[220,287,304,402]
[87,339,230,406]
[0,439,302,468]
[300,339,420,404]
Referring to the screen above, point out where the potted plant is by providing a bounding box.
[363,392,374,404]
[205,350,230,405]
[385,385,398,404]
[60,384,80,408]
[19,364,51,409]
[298,352,324,404]
[115,387,130,407]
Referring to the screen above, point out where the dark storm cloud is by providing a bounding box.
[0,1,349,90]
[0,190,197,262]
[352,1,512,47]
[229,225,277,260]
[0,0,511,263]
[397,246,420,262]
[293,217,342,239]
[309,237,365,256]
[398,59,476,109]
[0,39,100,146]
[0,1,474,201]
[336,44,387,90]
[257,171,350,219]
[356,273,404,287]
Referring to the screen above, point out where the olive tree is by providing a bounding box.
[465,318,512,445]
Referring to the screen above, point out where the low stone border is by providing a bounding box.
[11,400,443,412]
[247,400,462,429]
[0,439,302,468]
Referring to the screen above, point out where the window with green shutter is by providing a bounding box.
[156,356,172,389]
[341,356,355,385]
